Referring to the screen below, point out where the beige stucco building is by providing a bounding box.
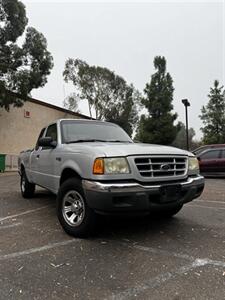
[0,97,90,158]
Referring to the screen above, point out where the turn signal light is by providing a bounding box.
[93,158,104,174]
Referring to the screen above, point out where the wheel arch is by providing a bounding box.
[60,168,82,186]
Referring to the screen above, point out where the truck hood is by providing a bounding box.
[65,142,193,157]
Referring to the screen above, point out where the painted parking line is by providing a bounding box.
[0,235,224,300]
[0,205,52,222]
[195,199,225,205]
[107,259,209,300]
[121,241,225,268]
[187,204,225,210]
[107,241,225,300]
[0,239,76,261]
[0,222,22,229]
[124,243,194,262]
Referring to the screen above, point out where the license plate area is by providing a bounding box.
[160,185,181,203]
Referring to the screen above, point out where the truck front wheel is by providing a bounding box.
[57,178,96,238]
[20,171,35,198]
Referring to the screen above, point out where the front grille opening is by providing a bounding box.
[137,164,151,171]
[135,156,187,179]
[151,158,174,163]
[135,158,149,164]
[153,171,175,177]
[141,172,153,177]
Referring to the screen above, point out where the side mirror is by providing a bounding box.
[38,137,57,148]
[197,156,201,162]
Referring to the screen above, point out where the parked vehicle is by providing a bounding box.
[18,119,204,237]
[197,148,225,176]
[193,144,225,156]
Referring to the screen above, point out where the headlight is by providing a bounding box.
[105,158,130,174]
[93,157,130,174]
[188,157,199,172]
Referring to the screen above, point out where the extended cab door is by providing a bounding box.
[32,123,59,192]
[30,127,46,183]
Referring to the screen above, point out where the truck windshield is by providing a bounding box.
[61,120,133,144]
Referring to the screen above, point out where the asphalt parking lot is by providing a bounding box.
[0,173,225,300]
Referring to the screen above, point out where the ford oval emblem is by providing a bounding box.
[160,164,171,171]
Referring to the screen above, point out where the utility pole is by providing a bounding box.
[182,99,190,151]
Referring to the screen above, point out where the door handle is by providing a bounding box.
[36,154,40,159]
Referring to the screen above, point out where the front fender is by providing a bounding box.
[60,159,83,178]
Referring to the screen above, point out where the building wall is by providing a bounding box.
[0,101,80,155]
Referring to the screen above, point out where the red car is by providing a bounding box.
[197,148,225,176]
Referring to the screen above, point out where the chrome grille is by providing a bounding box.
[134,156,187,178]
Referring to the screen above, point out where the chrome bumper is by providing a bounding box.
[82,175,205,193]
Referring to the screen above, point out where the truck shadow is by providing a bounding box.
[17,189,56,208]
[94,213,182,240]
[32,190,55,200]
[19,188,192,240]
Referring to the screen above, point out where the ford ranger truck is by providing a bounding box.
[18,119,205,237]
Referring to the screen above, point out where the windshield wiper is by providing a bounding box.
[65,139,108,144]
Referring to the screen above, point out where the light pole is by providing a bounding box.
[182,99,190,151]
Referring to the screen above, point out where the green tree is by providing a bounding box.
[103,84,140,136]
[63,93,80,113]
[172,122,196,150]
[63,58,140,136]
[136,56,178,145]
[0,0,53,111]
[200,80,225,144]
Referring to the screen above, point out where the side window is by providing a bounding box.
[201,150,220,160]
[221,150,225,159]
[45,124,58,142]
[35,128,46,150]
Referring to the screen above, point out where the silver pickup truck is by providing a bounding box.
[18,119,204,237]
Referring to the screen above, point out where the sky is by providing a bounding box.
[23,0,224,139]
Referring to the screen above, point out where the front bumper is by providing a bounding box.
[82,175,205,214]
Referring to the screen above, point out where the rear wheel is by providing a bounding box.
[57,178,96,238]
[20,170,35,198]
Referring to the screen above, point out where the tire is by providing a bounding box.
[20,170,35,198]
[157,204,183,218]
[57,178,96,238]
